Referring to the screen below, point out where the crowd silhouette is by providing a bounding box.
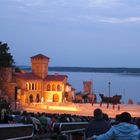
[1,100,140,140]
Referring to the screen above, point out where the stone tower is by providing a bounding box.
[83,81,93,93]
[31,54,50,79]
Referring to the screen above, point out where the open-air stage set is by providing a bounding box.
[22,102,140,118]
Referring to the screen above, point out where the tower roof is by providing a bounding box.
[15,72,67,81]
[45,74,68,81]
[15,72,42,80]
[31,54,50,60]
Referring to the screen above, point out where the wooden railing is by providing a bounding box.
[53,122,88,140]
[0,124,34,140]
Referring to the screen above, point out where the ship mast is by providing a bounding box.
[108,81,111,97]
[91,79,93,94]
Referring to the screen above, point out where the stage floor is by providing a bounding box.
[22,103,140,118]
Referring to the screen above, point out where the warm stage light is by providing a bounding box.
[48,106,79,111]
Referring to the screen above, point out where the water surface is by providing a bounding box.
[50,71,140,103]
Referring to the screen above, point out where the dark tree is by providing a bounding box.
[0,42,15,67]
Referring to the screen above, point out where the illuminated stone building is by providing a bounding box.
[15,54,75,105]
[75,81,96,103]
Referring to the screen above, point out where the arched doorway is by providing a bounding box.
[36,94,40,102]
[29,94,33,103]
[53,94,59,102]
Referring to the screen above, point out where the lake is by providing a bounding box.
[50,71,140,103]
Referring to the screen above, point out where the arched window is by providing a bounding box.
[26,83,29,90]
[32,83,35,90]
[52,84,56,91]
[29,83,32,90]
[47,84,51,91]
[57,85,61,91]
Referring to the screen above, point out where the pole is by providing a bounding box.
[108,81,111,97]
[91,79,93,94]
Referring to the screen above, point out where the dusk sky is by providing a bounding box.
[1,0,140,67]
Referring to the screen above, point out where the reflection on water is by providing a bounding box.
[50,72,140,103]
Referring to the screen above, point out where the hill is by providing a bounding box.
[19,66,140,74]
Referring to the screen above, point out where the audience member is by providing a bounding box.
[136,118,140,130]
[90,112,140,140]
[38,113,48,133]
[85,108,111,139]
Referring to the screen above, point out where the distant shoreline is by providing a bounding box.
[19,66,140,74]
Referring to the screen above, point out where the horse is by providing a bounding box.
[99,94,122,104]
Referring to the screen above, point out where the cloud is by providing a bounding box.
[72,15,140,25]
[87,0,120,8]
[99,17,140,24]
[2,0,140,25]
[10,0,70,7]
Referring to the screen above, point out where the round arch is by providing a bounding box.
[36,94,40,102]
[57,84,61,91]
[29,94,33,103]
[52,84,56,91]
[47,84,51,91]
[26,83,29,90]
[53,94,59,102]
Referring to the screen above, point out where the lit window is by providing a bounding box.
[26,83,29,90]
[32,83,35,90]
[57,85,61,91]
[47,84,51,91]
[29,83,32,90]
[52,84,56,91]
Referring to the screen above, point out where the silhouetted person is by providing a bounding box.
[91,100,94,106]
[91,112,140,140]
[103,113,110,124]
[112,104,115,110]
[111,114,121,125]
[107,103,109,109]
[85,108,111,139]
[100,102,102,107]
[118,105,120,111]
[136,118,140,130]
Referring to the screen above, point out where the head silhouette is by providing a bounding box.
[94,108,103,119]
[119,112,131,123]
